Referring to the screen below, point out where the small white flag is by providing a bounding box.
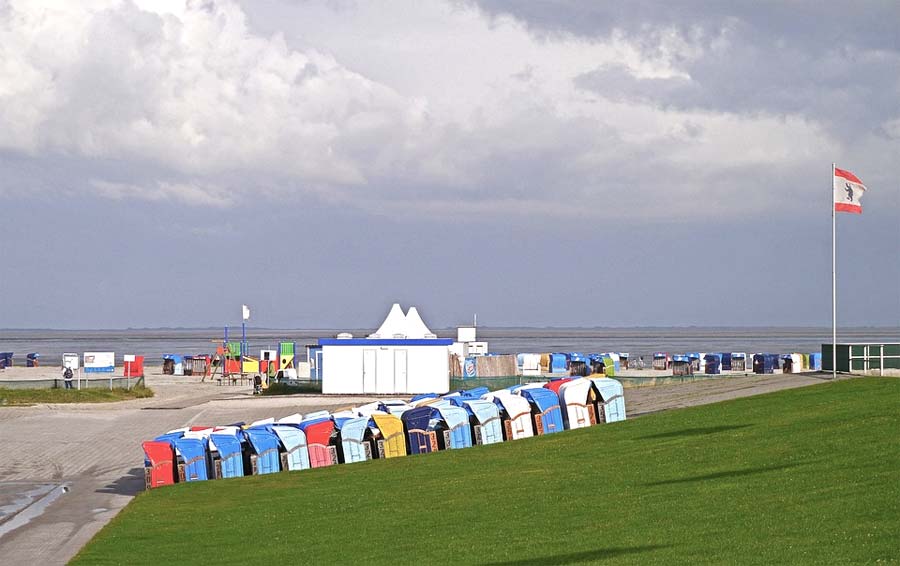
[242,305,250,320]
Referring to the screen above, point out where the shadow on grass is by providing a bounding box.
[637,424,752,440]
[96,467,145,496]
[263,382,323,395]
[646,462,801,487]
[481,545,672,566]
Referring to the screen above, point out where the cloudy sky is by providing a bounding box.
[0,0,898,329]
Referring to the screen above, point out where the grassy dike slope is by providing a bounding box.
[73,378,899,565]
[0,386,153,406]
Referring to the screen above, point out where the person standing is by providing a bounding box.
[267,360,276,385]
[62,366,74,390]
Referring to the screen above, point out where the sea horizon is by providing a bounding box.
[2,324,899,332]
[2,326,897,366]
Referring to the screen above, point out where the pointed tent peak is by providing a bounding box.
[370,303,407,338]
[404,306,433,339]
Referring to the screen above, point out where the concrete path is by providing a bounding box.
[0,372,833,564]
[625,372,833,416]
[0,376,361,564]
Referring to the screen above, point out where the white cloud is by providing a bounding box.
[0,0,415,186]
[91,179,233,207]
[0,0,871,217]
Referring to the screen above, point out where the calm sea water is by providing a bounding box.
[0,327,897,365]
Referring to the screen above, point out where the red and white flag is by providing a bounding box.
[834,167,866,214]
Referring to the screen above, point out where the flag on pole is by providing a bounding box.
[242,305,250,320]
[833,167,866,214]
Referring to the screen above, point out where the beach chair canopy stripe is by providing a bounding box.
[463,386,489,397]
[519,387,559,413]
[411,393,439,402]
[591,377,623,402]
[518,387,564,434]
[432,404,472,449]
[462,399,504,445]
[271,425,310,471]
[544,378,572,394]
[401,407,433,431]
[550,354,568,372]
[303,410,332,421]
[558,378,594,430]
[244,428,281,474]
[174,438,209,481]
[402,407,436,454]
[142,440,176,487]
[590,377,627,423]
[447,395,479,408]
[154,432,185,444]
[277,413,304,424]
[484,394,534,439]
[298,420,336,467]
[371,413,407,458]
[210,433,245,478]
[340,417,372,463]
[299,420,335,446]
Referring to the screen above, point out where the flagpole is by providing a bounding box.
[832,162,837,379]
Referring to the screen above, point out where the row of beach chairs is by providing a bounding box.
[142,377,626,488]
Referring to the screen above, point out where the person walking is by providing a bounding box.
[62,366,74,389]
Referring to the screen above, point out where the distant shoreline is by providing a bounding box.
[2,325,898,332]
[1,326,896,368]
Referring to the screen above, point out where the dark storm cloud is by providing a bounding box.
[478,1,900,135]
[472,1,900,52]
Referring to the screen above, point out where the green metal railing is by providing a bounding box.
[822,343,900,374]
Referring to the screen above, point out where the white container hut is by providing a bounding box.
[320,304,452,395]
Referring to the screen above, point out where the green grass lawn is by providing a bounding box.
[0,386,154,406]
[73,378,899,565]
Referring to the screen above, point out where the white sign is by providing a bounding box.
[63,353,79,370]
[123,354,136,362]
[83,352,115,373]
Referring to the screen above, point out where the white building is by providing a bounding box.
[320,304,452,395]
[449,326,489,359]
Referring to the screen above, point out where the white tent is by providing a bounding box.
[405,306,434,339]
[370,303,407,338]
[369,303,436,339]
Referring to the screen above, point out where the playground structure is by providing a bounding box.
[209,323,298,387]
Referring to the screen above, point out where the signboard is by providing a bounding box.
[464,357,477,379]
[83,352,115,373]
[62,353,80,370]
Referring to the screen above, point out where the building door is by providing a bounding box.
[394,349,408,393]
[363,349,377,393]
[314,350,323,381]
